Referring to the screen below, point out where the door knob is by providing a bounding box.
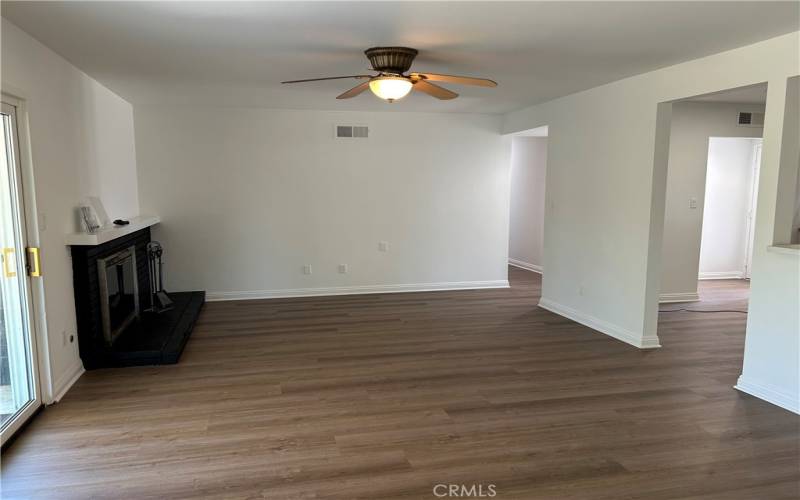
[27,247,41,277]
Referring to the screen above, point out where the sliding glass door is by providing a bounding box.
[0,99,41,445]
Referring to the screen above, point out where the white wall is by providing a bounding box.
[1,19,139,401]
[134,107,511,298]
[737,75,800,413]
[503,31,799,412]
[508,137,547,272]
[77,86,139,222]
[660,101,763,300]
[699,137,761,278]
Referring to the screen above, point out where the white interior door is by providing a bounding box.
[743,141,763,279]
[699,137,762,280]
[0,100,42,446]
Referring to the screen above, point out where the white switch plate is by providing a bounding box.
[303,265,312,275]
[378,241,389,252]
[338,264,348,274]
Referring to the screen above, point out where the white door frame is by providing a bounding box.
[1,96,42,445]
[6,92,53,404]
[0,91,53,445]
[743,140,763,279]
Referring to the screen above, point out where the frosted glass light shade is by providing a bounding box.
[369,77,413,101]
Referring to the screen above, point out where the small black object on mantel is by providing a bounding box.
[113,219,130,226]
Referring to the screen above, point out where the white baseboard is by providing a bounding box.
[659,291,700,303]
[50,359,84,404]
[538,297,661,349]
[508,259,543,274]
[735,375,799,414]
[699,271,744,280]
[208,280,510,302]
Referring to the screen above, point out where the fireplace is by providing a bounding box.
[69,227,205,369]
[97,245,139,345]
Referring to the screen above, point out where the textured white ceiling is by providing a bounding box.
[2,1,797,113]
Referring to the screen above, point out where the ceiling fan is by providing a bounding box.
[281,47,497,102]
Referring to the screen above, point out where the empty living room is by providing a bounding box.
[1,1,799,498]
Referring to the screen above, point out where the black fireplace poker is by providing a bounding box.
[147,241,174,313]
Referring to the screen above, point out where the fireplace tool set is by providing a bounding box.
[146,241,174,313]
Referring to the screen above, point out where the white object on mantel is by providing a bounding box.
[65,215,160,246]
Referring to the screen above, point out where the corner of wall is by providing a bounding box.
[538,297,661,349]
[49,358,84,404]
[735,375,800,414]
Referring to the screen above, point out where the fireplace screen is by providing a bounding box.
[97,246,139,345]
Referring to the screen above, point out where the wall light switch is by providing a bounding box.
[378,241,389,252]
[689,197,698,209]
[303,265,312,275]
[338,264,348,274]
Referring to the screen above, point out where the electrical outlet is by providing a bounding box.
[338,264,348,274]
[303,265,312,275]
[689,197,698,209]
[578,285,585,296]
[378,241,389,252]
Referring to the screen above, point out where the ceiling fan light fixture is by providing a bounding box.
[282,46,497,102]
[369,76,413,102]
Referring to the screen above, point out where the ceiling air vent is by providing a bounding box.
[335,125,369,139]
[737,111,765,127]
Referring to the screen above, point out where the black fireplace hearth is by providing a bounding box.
[70,228,204,369]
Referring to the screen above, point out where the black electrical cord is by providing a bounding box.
[659,308,748,314]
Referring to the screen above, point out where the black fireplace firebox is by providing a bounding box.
[70,228,204,369]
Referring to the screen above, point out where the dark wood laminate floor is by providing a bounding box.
[2,268,798,499]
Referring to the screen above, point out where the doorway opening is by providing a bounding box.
[507,126,548,281]
[699,137,763,281]
[507,125,548,294]
[657,83,767,318]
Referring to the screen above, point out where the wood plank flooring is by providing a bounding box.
[1,268,798,499]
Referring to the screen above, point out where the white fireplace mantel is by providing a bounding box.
[65,215,161,246]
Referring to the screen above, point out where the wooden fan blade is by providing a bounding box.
[336,81,371,99]
[411,72,497,87]
[412,80,458,100]
[282,75,372,84]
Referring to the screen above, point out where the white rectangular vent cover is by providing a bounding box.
[335,125,369,138]
[737,111,765,127]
